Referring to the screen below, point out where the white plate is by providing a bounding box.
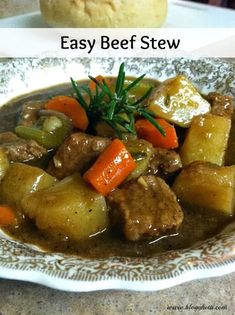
[0,57,235,292]
[0,0,235,28]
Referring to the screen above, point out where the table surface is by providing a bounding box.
[0,273,234,315]
[0,1,234,314]
[0,0,235,27]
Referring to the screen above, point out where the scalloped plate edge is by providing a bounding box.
[0,261,235,292]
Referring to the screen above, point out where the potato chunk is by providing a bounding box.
[148,75,210,127]
[180,114,231,166]
[172,162,235,215]
[0,163,57,205]
[0,148,9,182]
[21,174,109,241]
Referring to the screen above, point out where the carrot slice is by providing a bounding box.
[135,118,179,149]
[0,205,16,226]
[84,139,136,196]
[45,95,88,131]
[89,75,111,92]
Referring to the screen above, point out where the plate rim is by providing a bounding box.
[0,262,235,292]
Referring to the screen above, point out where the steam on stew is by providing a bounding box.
[0,63,234,258]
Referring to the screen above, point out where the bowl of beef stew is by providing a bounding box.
[0,57,234,292]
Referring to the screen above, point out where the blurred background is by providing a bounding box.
[0,0,38,18]
[0,0,234,18]
[194,0,235,8]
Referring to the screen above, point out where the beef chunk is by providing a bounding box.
[0,132,19,143]
[206,92,233,118]
[0,132,47,162]
[108,175,184,241]
[18,101,45,126]
[47,133,111,179]
[148,148,182,176]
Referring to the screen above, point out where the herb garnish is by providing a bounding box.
[71,63,166,138]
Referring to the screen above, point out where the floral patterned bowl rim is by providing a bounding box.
[0,57,234,292]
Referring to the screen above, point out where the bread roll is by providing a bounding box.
[40,0,167,28]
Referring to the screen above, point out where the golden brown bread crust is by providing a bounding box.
[40,0,167,28]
